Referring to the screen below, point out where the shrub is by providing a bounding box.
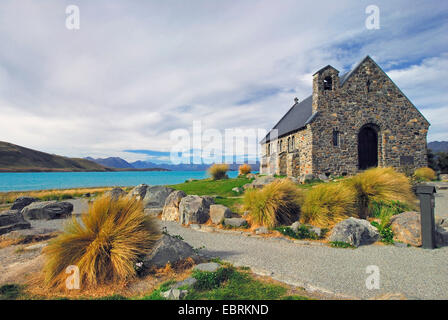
[369,200,411,218]
[413,167,436,182]
[347,167,414,219]
[243,179,302,228]
[192,267,236,290]
[238,164,252,175]
[43,195,161,288]
[300,183,357,228]
[208,164,229,180]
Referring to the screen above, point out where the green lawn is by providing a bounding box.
[168,177,252,214]
[141,265,310,301]
[168,177,251,197]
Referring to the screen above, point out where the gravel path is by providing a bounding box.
[162,221,448,300]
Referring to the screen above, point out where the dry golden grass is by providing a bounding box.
[42,195,161,289]
[346,167,415,219]
[300,182,357,228]
[238,164,252,175]
[413,167,436,181]
[208,164,229,180]
[0,187,114,204]
[243,179,302,228]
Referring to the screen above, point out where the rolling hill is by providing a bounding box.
[85,157,134,169]
[0,141,111,172]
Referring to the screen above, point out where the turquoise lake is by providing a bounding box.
[0,171,239,192]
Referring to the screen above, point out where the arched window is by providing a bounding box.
[287,137,291,152]
[279,140,283,152]
[367,79,372,92]
[323,76,332,90]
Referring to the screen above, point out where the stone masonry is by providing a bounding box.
[260,56,429,179]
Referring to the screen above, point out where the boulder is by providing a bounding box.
[21,201,73,220]
[194,262,220,272]
[142,186,175,213]
[290,221,301,233]
[172,277,197,289]
[179,195,214,225]
[0,210,31,235]
[246,175,276,189]
[143,234,200,270]
[317,174,329,181]
[161,190,187,222]
[223,218,248,228]
[390,212,422,247]
[11,197,38,211]
[128,184,149,200]
[329,217,379,247]
[105,187,126,200]
[161,288,188,300]
[209,204,233,224]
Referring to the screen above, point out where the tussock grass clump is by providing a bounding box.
[43,195,161,288]
[300,183,357,228]
[413,167,436,182]
[243,179,302,228]
[208,164,229,180]
[238,164,252,175]
[347,167,414,219]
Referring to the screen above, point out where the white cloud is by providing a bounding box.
[0,0,446,162]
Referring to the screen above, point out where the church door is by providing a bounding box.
[358,125,378,170]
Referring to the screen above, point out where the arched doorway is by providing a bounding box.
[358,124,378,170]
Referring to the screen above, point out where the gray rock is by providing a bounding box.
[255,226,268,235]
[161,190,186,222]
[143,186,175,210]
[308,225,322,237]
[290,221,301,232]
[105,187,126,200]
[209,204,233,224]
[144,208,163,217]
[11,197,38,211]
[329,217,379,247]
[0,210,31,235]
[318,174,329,181]
[390,211,421,247]
[21,201,73,220]
[179,195,214,225]
[246,175,276,189]
[143,234,199,269]
[161,288,188,300]
[194,262,220,272]
[172,277,197,289]
[128,184,149,200]
[224,218,248,228]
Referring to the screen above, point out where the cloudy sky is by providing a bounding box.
[0,0,447,163]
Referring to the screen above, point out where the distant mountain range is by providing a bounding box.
[86,156,260,171]
[428,141,448,153]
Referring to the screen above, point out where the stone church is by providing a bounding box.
[260,56,429,178]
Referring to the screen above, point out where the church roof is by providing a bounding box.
[260,95,313,144]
